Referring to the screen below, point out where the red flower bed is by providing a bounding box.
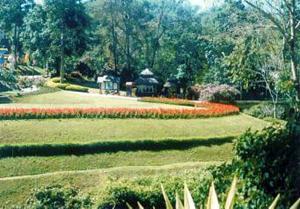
[0,103,239,120]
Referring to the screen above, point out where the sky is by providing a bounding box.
[190,0,217,9]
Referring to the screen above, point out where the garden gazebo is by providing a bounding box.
[135,68,159,97]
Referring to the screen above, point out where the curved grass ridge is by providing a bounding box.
[0,136,234,158]
[0,103,239,120]
[140,97,196,107]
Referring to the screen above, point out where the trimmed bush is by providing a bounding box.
[45,78,89,92]
[51,77,61,83]
[55,83,69,90]
[65,85,89,93]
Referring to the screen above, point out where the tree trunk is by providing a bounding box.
[13,24,18,68]
[289,0,299,101]
[60,32,65,83]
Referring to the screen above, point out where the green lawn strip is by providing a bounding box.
[0,162,218,208]
[5,91,190,108]
[0,115,269,145]
[0,143,232,177]
[0,136,234,158]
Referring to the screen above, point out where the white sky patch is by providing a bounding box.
[189,0,222,10]
[35,0,43,4]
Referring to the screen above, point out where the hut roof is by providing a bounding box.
[135,77,159,85]
[140,68,154,76]
[97,75,120,83]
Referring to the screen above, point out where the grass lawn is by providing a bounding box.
[0,142,232,178]
[0,162,213,208]
[2,90,192,108]
[0,90,271,208]
[0,115,268,145]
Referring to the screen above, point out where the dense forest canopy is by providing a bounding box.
[0,0,300,104]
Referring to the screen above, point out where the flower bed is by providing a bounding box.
[0,103,239,120]
[140,97,196,107]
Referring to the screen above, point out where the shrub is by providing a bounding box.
[18,76,46,89]
[55,83,69,90]
[96,126,299,209]
[187,84,205,100]
[97,170,212,209]
[65,85,89,93]
[199,84,240,104]
[233,125,298,208]
[244,103,287,119]
[45,78,89,92]
[25,185,92,209]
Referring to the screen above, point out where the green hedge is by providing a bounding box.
[45,78,89,92]
[0,137,233,158]
[65,85,89,92]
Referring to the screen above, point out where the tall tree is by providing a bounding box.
[0,0,34,66]
[44,0,90,82]
[243,0,300,101]
[21,5,51,70]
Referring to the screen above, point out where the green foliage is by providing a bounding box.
[0,68,17,90]
[25,185,92,209]
[46,78,89,92]
[65,85,89,93]
[244,103,287,119]
[97,170,212,209]
[233,126,298,208]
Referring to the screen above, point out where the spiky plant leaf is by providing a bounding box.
[289,198,300,209]
[225,176,237,209]
[268,194,280,209]
[206,182,220,209]
[137,202,145,209]
[161,184,174,209]
[126,203,134,209]
[176,192,184,209]
[184,183,196,209]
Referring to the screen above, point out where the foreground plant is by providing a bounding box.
[128,177,300,209]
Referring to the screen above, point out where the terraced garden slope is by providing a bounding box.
[0,91,269,207]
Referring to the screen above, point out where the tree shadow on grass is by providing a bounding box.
[0,137,234,158]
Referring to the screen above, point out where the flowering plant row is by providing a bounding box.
[140,97,197,107]
[0,103,239,120]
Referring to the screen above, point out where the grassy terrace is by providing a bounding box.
[0,143,232,177]
[0,90,270,207]
[0,162,214,207]
[0,115,267,145]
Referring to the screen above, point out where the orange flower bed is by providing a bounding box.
[0,103,239,120]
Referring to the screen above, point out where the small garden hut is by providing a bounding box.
[135,68,159,97]
[97,74,120,94]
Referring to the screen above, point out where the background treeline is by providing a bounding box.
[0,0,299,102]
